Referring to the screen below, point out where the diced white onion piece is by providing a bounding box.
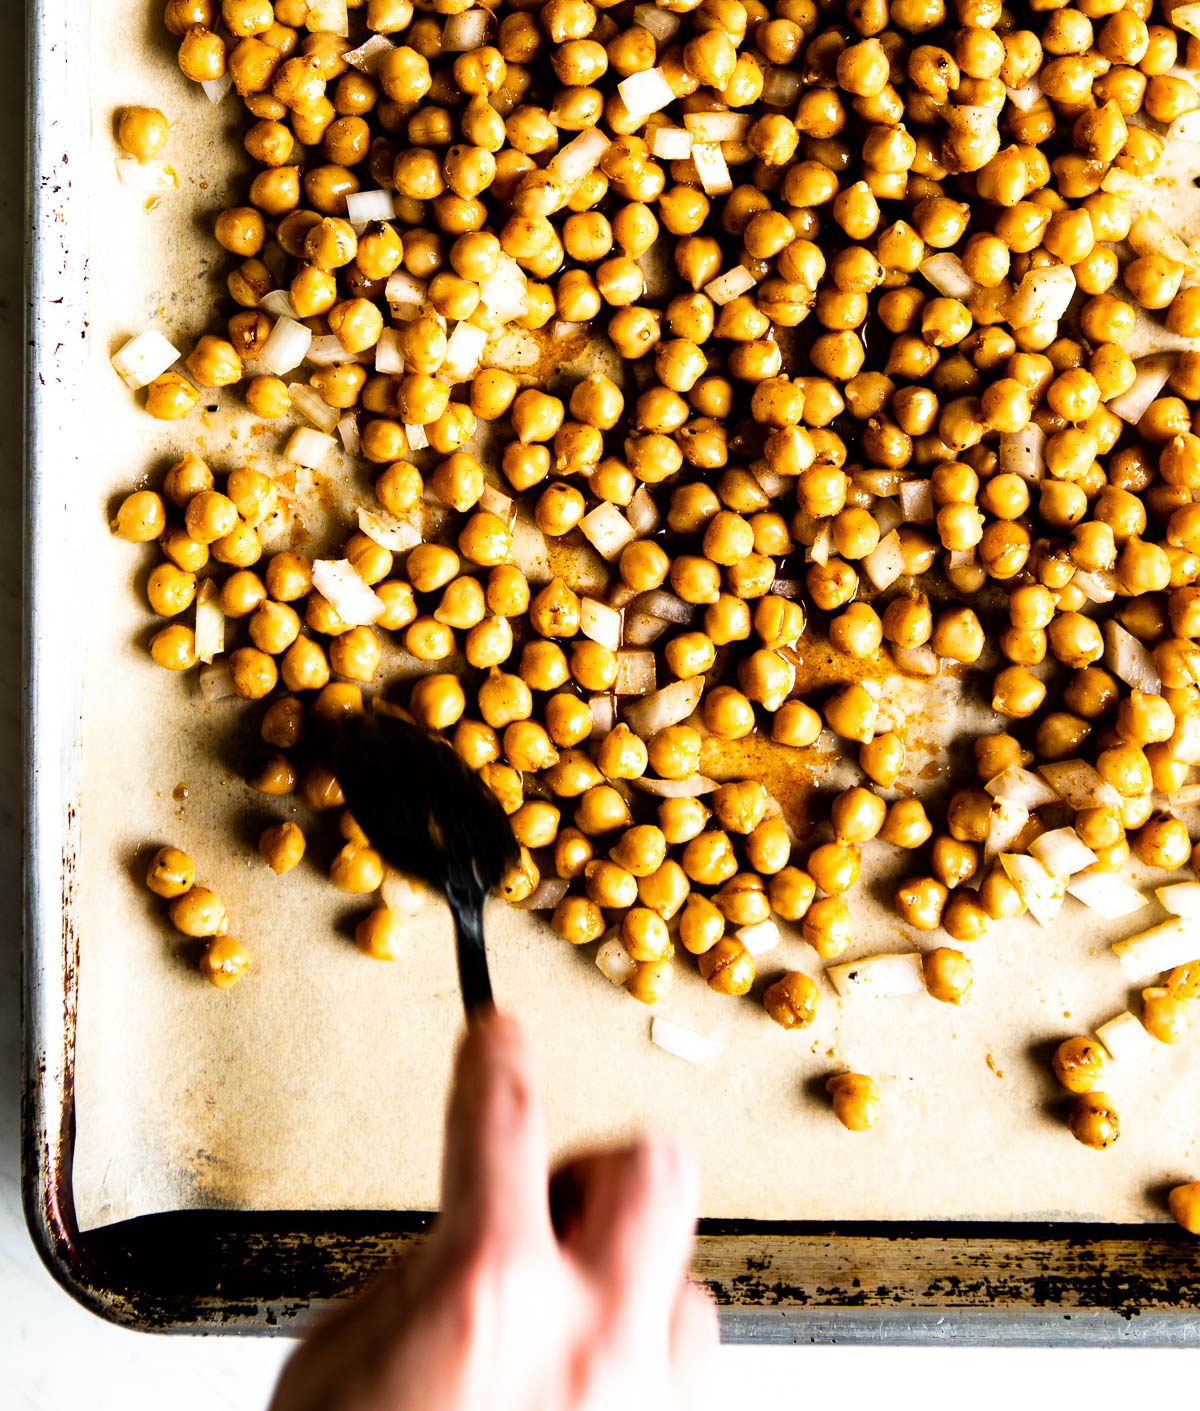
[357,505,421,552]
[1112,917,1200,982]
[633,3,680,40]
[194,580,224,665]
[999,853,1065,927]
[548,125,612,186]
[760,64,803,105]
[919,253,978,301]
[479,483,515,524]
[986,765,1059,810]
[111,330,180,390]
[622,676,704,738]
[623,611,670,647]
[115,158,177,191]
[581,502,637,559]
[1170,709,1200,765]
[1073,568,1117,604]
[633,589,693,624]
[650,1016,721,1063]
[404,422,429,451]
[999,424,1046,482]
[258,289,295,319]
[338,414,359,455]
[1067,872,1148,917]
[891,644,938,677]
[306,0,348,34]
[1130,210,1195,266]
[632,773,718,798]
[200,74,232,103]
[198,661,235,704]
[312,559,384,626]
[626,486,660,537]
[1165,784,1200,806]
[1168,105,1200,142]
[703,265,757,305]
[899,478,934,522]
[1108,353,1176,424]
[737,920,780,956]
[1005,78,1041,111]
[808,521,832,566]
[515,876,570,913]
[344,35,395,73]
[985,798,1029,861]
[596,936,638,984]
[615,649,656,696]
[286,426,336,468]
[651,126,693,159]
[862,530,905,591]
[1039,759,1120,810]
[287,382,339,432]
[1157,881,1200,918]
[684,111,752,141]
[381,868,425,915]
[1030,827,1097,879]
[588,694,616,739]
[1095,1010,1156,1064]
[442,320,488,380]
[771,578,803,600]
[854,470,905,497]
[873,497,902,537]
[442,8,490,50]
[754,466,790,498]
[385,270,427,315]
[479,256,529,320]
[306,333,359,366]
[1006,262,1076,329]
[258,316,313,376]
[692,141,732,194]
[581,597,622,652]
[826,952,926,1000]
[1101,167,1144,198]
[372,327,404,375]
[618,67,676,123]
[345,189,395,226]
[1102,620,1161,693]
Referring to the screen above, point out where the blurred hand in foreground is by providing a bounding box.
[271,1010,717,1411]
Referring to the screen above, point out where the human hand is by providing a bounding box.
[270,1010,718,1411]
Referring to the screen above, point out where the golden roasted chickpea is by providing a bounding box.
[1068,1091,1120,1149]
[1133,816,1192,870]
[861,732,905,788]
[823,682,878,743]
[681,828,738,887]
[772,699,822,749]
[145,845,196,898]
[695,936,754,996]
[552,894,605,945]
[800,895,851,960]
[257,820,305,876]
[329,843,384,895]
[624,958,674,1005]
[880,798,932,849]
[827,1073,881,1132]
[200,936,251,990]
[923,947,973,1004]
[762,971,820,1031]
[150,623,197,672]
[895,876,949,931]
[169,885,226,938]
[1168,1182,1200,1236]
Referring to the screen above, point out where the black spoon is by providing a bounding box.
[331,710,520,1017]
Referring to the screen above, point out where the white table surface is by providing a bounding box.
[2,9,1195,1407]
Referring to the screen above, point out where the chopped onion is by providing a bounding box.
[986,765,1059,810]
[650,1016,721,1063]
[442,321,488,380]
[345,189,396,227]
[287,427,335,468]
[479,483,514,524]
[258,289,295,320]
[623,611,671,647]
[1158,881,1200,918]
[1067,872,1147,917]
[1039,759,1120,810]
[200,73,232,103]
[633,3,680,40]
[625,486,660,537]
[1130,210,1195,266]
[516,876,570,912]
[826,951,926,1000]
[198,660,235,704]
[344,35,395,73]
[1095,1010,1156,1064]
[115,158,177,192]
[1102,620,1161,693]
[372,327,404,376]
[1168,104,1200,142]
[287,382,339,432]
[771,578,802,600]
[312,559,384,626]
[194,579,224,665]
[632,773,718,798]
[692,141,732,194]
[381,868,425,916]
[760,63,803,105]
[1005,78,1041,111]
[615,649,656,696]
[998,424,1046,482]
[478,256,529,320]
[999,853,1065,927]
[853,470,905,497]
[621,676,704,738]
[581,597,622,652]
[1112,917,1200,982]
[862,530,905,591]
[596,935,637,984]
[306,0,348,34]
[891,644,938,677]
[337,414,359,456]
[580,502,637,559]
[753,465,790,498]
[385,270,427,317]
[684,111,752,141]
[703,265,757,305]
[112,329,180,389]
[736,919,780,956]
[1108,353,1176,424]
[548,126,611,186]
[442,8,490,50]
[1073,569,1117,604]
[258,316,312,376]
[651,126,693,159]
[618,67,676,122]
[1101,167,1144,198]
[306,334,359,366]
[1029,827,1097,879]
[357,505,421,552]
[1165,784,1200,807]
[898,478,934,522]
[985,798,1029,861]
[588,694,616,739]
[919,252,978,301]
[1006,263,1076,329]
[405,422,429,451]
[632,589,693,624]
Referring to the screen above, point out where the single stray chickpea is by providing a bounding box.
[258,821,306,875]
[827,1073,881,1132]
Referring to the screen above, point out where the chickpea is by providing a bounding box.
[698,937,756,996]
[257,820,305,876]
[896,876,949,931]
[329,844,384,895]
[880,798,932,849]
[145,845,195,898]
[763,971,820,1031]
[827,1073,881,1132]
[923,947,973,1004]
[1068,1091,1120,1149]
[169,885,226,938]
[552,894,605,946]
[200,936,251,990]
[1168,1182,1200,1236]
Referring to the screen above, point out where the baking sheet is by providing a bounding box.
[70,2,1200,1232]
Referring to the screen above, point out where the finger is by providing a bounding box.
[671,1279,720,1366]
[439,1009,552,1249]
[571,1136,701,1328]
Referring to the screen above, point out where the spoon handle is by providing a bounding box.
[446,881,493,1018]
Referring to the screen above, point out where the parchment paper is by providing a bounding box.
[70,3,1199,1231]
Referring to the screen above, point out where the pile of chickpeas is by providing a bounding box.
[109,0,1200,1164]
